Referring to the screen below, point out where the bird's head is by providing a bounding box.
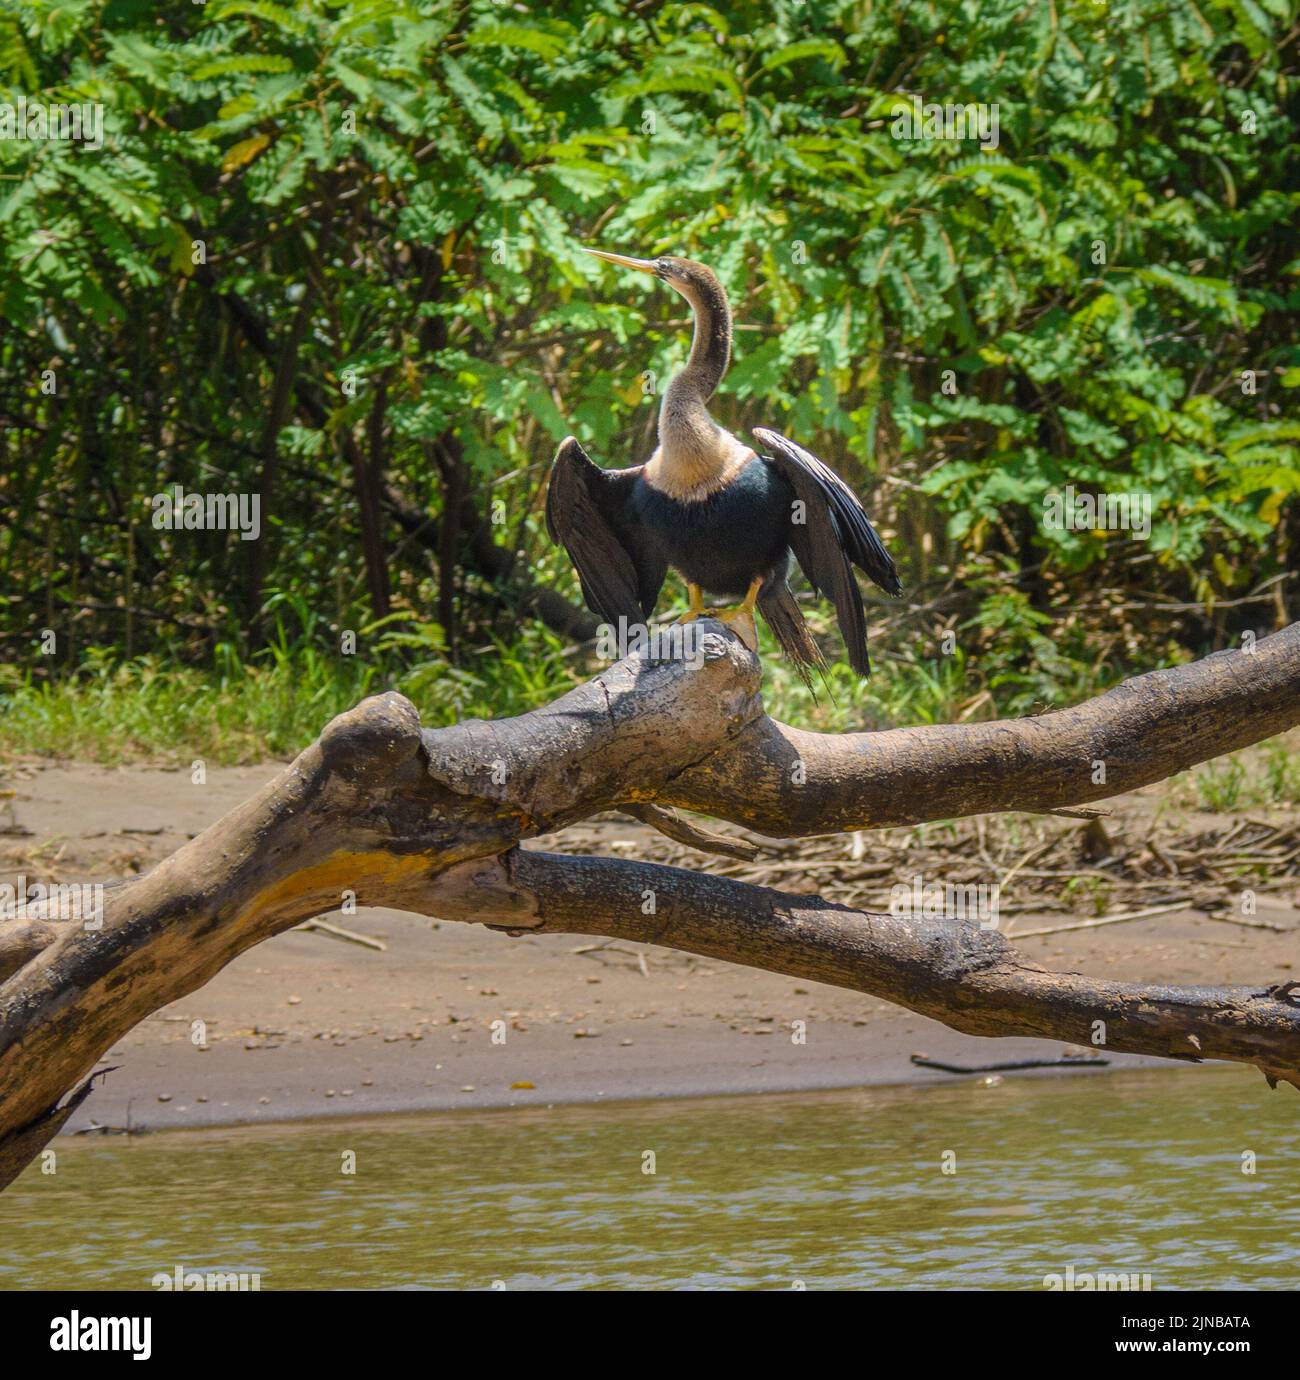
[580,246,733,394]
[580,247,722,304]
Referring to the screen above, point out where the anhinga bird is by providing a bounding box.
[546,248,902,679]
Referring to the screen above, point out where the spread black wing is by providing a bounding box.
[545,436,667,627]
[753,426,901,676]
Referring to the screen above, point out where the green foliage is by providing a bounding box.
[0,606,582,763]
[1191,738,1300,810]
[0,0,1297,743]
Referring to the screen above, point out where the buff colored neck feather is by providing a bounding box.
[648,267,739,499]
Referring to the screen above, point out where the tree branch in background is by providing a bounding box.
[205,272,597,643]
[246,284,317,625]
[381,474,601,642]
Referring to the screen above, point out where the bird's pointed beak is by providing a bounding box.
[580,246,658,274]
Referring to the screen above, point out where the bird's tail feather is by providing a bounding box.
[758,585,828,691]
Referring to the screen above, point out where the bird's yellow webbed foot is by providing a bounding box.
[714,577,762,654]
[673,583,706,625]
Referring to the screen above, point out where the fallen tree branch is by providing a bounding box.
[622,802,761,861]
[2,620,1298,1191]
[659,623,1300,833]
[910,1053,1110,1074]
[426,846,1300,1088]
[297,919,387,951]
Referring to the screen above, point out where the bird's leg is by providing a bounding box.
[714,577,762,653]
[672,582,706,625]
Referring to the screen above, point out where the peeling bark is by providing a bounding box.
[2,621,1298,1192]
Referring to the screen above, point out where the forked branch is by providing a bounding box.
[2,621,1298,1192]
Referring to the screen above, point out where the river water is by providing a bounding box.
[2,1066,1296,1290]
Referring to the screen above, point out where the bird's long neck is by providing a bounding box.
[658,273,733,487]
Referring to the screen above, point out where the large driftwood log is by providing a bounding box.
[2,621,1299,1191]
